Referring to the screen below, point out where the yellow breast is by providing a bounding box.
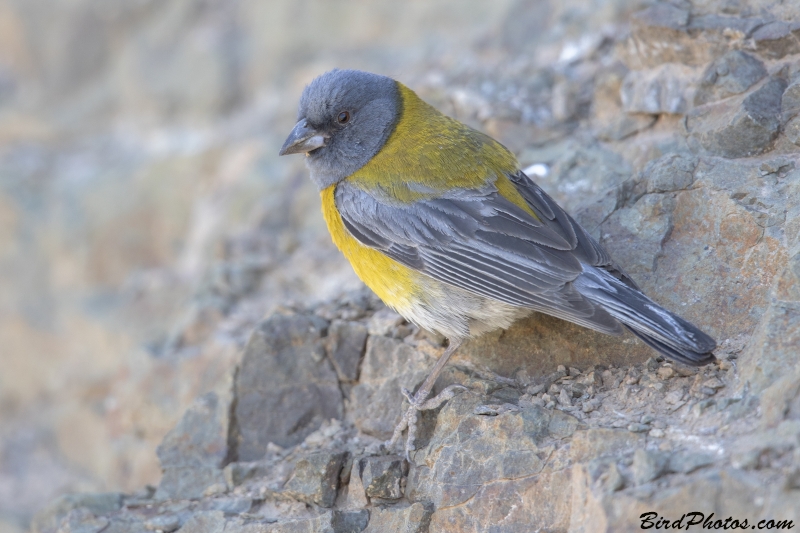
[320,185,422,315]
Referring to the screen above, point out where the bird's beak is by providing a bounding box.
[279,119,327,156]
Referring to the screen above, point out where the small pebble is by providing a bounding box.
[649,428,665,438]
[558,388,573,407]
[702,377,725,389]
[657,367,675,380]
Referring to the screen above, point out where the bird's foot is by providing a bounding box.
[386,384,467,461]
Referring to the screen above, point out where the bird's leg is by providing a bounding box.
[387,339,466,459]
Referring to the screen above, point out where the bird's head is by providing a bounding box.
[279,69,400,190]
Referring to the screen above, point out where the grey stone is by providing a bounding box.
[633,3,689,30]
[695,51,767,105]
[102,517,151,533]
[407,394,571,509]
[687,77,787,158]
[346,336,432,439]
[176,511,226,533]
[782,80,800,122]
[785,116,800,145]
[32,493,123,533]
[144,515,181,533]
[621,64,695,115]
[362,503,433,533]
[359,456,406,500]
[366,308,404,337]
[155,392,231,500]
[234,312,342,458]
[570,429,646,463]
[156,467,228,502]
[326,320,368,382]
[331,510,369,533]
[282,451,348,508]
[54,509,109,533]
[643,153,696,193]
[223,461,271,487]
[739,253,800,398]
[632,449,668,485]
[201,497,253,515]
[596,114,657,142]
[751,21,800,59]
[667,451,715,474]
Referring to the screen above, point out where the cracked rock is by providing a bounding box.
[694,51,767,105]
[283,451,348,508]
[643,153,696,193]
[327,320,368,382]
[363,502,433,533]
[687,76,787,158]
[359,456,406,500]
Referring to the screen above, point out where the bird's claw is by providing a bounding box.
[386,384,468,461]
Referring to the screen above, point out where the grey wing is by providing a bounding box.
[335,173,624,334]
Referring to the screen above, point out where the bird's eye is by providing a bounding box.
[337,111,350,124]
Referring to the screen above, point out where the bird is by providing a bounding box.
[279,69,716,457]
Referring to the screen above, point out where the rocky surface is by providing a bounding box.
[3,0,799,531]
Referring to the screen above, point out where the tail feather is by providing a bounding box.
[574,266,716,366]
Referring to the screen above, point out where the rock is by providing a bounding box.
[52,509,109,533]
[781,80,800,123]
[359,456,406,500]
[283,451,348,508]
[176,511,225,533]
[234,312,342,459]
[687,77,787,158]
[362,503,433,533]
[570,429,646,463]
[346,336,433,439]
[408,393,577,510]
[786,116,800,145]
[366,308,405,337]
[596,114,657,142]
[694,51,767,106]
[144,515,181,533]
[739,252,800,398]
[632,449,668,485]
[155,392,231,500]
[620,4,718,69]
[331,510,369,533]
[326,321,368,382]
[667,451,715,474]
[642,153,696,193]
[32,494,123,533]
[621,64,696,115]
[751,21,800,59]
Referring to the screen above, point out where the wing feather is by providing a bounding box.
[334,173,627,334]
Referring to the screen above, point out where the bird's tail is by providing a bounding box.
[574,266,716,366]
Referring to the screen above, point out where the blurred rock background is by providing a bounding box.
[0,0,521,528]
[2,0,800,532]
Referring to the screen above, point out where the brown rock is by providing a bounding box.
[687,77,787,158]
[694,51,767,106]
[751,21,800,59]
[362,502,433,533]
[359,456,406,501]
[283,452,348,508]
